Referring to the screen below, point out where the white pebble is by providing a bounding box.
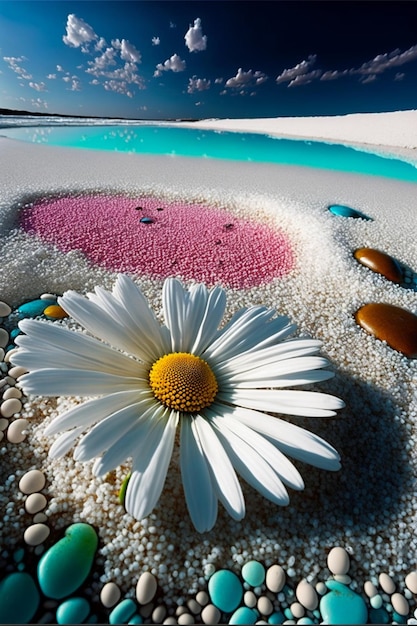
[315,582,328,595]
[19,469,46,494]
[4,348,18,363]
[296,579,318,610]
[1,397,22,418]
[163,618,177,625]
[177,613,195,625]
[290,602,304,619]
[195,591,208,607]
[244,590,257,608]
[391,592,409,616]
[2,387,22,400]
[136,571,158,605]
[201,604,220,624]
[0,348,4,361]
[25,492,47,514]
[7,418,28,443]
[24,523,50,546]
[334,574,352,585]
[379,572,396,594]
[364,580,378,597]
[406,571,417,594]
[257,595,273,616]
[0,418,8,431]
[100,582,121,608]
[7,366,28,380]
[186,599,201,615]
[40,293,57,301]
[152,605,167,623]
[266,564,286,592]
[0,301,12,317]
[33,512,48,523]
[0,328,9,349]
[327,546,350,575]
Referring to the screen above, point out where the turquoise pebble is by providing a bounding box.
[86,615,98,623]
[13,548,25,563]
[139,217,154,224]
[297,619,314,625]
[242,560,265,587]
[369,607,390,624]
[17,299,56,318]
[328,204,371,220]
[392,611,407,623]
[56,597,90,624]
[0,572,40,624]
[208,569,243,613]
[229,606,258,624]
[37,523,98,599]
[370,593,383,609]
[320,580,368,624]
[109,599,137,624]
[268,611,285,624]
[284,607,293,619]
[10,328,21,340]
[128,615,143,624]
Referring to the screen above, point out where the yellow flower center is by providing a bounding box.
[149,352,218,412]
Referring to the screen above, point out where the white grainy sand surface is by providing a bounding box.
[1,111,417,618]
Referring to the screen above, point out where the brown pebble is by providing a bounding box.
[355,303,417,358]
[354,248,403,283]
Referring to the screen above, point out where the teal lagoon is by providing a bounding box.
[2,124,417,183]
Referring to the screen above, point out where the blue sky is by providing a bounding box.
[1,1,417,119]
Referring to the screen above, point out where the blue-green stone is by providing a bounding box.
[369,607,390,624]
[0,572,40,624]
[392,610,407,623]
[37,523,98,599]
[208,569,243,613]
[328,204,372,220]
[109,599,137,624]
[229,606,258,624]
[268,611,285,624]
[17,299,56,318]
[128,614,144,624]
[320,580,368,624]
[241,560,265,587]
[56,597,90,624]
[296,619,315,625]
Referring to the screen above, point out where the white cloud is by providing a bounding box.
[63,14,98,51]
[62,76,71,82]
[187,76,210,93]
[95,37,107,51]
[170,21,176,29]
[47,73,56,79]
[87,47,118,74]
[276,55,320,85]
[20,96,48,110]
[225,68,268,89]
[287,69,322,87]
[56,65,65,72]
[152,36,160,46]
[3,56,32,80]
[103,79,133,98]
[70,78,81,91]
[352,44,417,77]
[29,81,46,91]
[395,72,405,81]
[359,74,377,84]
[154,53,186,77]
[112,38,141,64]
[214,77,223,84]
[184,18,207,53]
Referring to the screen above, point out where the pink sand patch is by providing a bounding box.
[20,195,295,289]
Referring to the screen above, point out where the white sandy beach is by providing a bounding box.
[1,110,417,621]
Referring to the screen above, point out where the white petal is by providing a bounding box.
[217,356,332,385]
[231,405,341,470]
[194,414,245,521]
[220,370,334,389]
[45,390,148,435]
[218,389,345,417]
[180,417,218,532]
[48,427,84,458]
[208,407,304,490]
[73,400,155,461]
[125,410,178,519]
[18,369,146,397]
[210,415,290,505]
[162,278,187,352]
[190,286,226,355]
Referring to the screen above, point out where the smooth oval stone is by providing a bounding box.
[405,571,417,594]
[140,217,154,224]
[229,606,258,624]
[201,604,221,624]
[56,597,90,624]
[296,579,318,610]
[0,328,9,348]
[265,564,286,593]
[328,204,371,219]
[24,522,50,546]
[7,418,28,443]
[369,607,390,624]
[320,580,368,624]
[0,301,12,317]
[128,615,143,625]
[8,366,28,380]
[355,303,417,358]
[327,546,350,575]
[354,248,403,283]
[37,523,98,599]
[109,599,137,625]
[43,304,69,319]
[1,398,22,418]
[268,610,285,624]
[25,492,47,514]
[208,569,243,613]
[391,592,409,616]
[364,580,378,597]
[136,571,157,605]
[379,572,396,594]
[0,572,40,624]
[370,594,383,609]
[19,469,46,494]
[242,560,265,587]
[3,387,22,400]
[100,581,121,608]
[17,299,56,318]
[257,595,273,615]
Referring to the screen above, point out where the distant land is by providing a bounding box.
[0,108,199,122]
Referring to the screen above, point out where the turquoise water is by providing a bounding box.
[2,124,417,183]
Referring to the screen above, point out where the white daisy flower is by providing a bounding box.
[14,275,344,532]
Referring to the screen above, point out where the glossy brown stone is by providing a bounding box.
[355,303,417,358]
[354,248,403,284]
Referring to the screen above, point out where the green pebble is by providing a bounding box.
[0,572,40,624]
[369,607,390,624]
[109,599,137,624]
[229,606,258,624]
[268,611,285,624]
[208,569,243,613]
[17,299,56,318]
[241,560,265,587]
[56,597,90,624]
[37,523,98,599]
[320,580,368,624]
